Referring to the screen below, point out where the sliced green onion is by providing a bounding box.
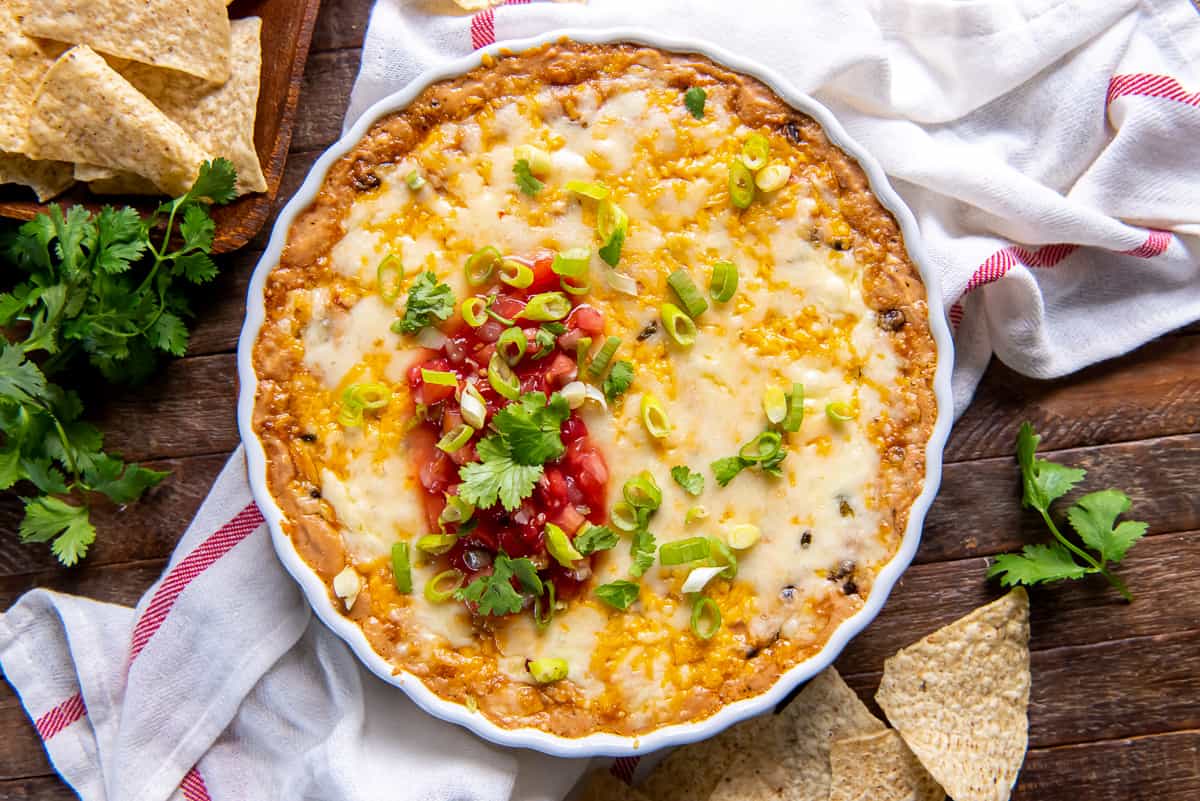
[533,581,557,629]
[739,430,783,463]
[587,336,621,379]
[707,536,738,579]
[405,169,426,190]
[514,144,552,176]
[460,382,487,429]
[488,352,521,401]
[740,133,771,171]
[667,270,708,318]
[439,493,475,525]
[421,369,458,388]
[560,276,590,296]
[640,393,670,439]
[485,296,515,325]
[607,270,638,296]
[755,162,791,192]
[545,523,583,568]
[661,302,698,346]
[682,565,727,594]
[623,471,662,510]
[597,199,629,243]
[611,501,641,532]
[416,533,458,555]
[527,657,568,683]
[436,423,474,453]
[496,327,527,365]
[566,180,609,200]
[461,296,488,327]
[574,336,593,365]
[391,542,412,594]
[339,382,391,426]
[521,291,571,321]
[763,385,788,425]
[782,383,805,432]
[727,523,761,550]
[499,258,534,289]
[690,595,721,640]
[424,569,465,602]
[377,254,404,302]
[465,246,501,286]
[685,505,709,525]
[826,401,857,423]
[659,536,711,566]
[710,260,738,303]
[729,161,755,209]
[551,247,591,279]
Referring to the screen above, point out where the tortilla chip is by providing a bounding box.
[21,0,231,84]
[115,17,266,195]
[639,668,885,801]
[829,730,944,801]
[27,46,209,196]
[875,588,1030,801]
[74,163,115,182]
[573,771,653,801]
[0,0,67,153]
[0,152,73,201]
[87,172,159,196]
[707,762,792,801]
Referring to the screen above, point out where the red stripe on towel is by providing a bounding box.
[34,691,87,741]
[1107,74,1200,108]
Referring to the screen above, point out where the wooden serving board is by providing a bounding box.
[0,0,323,254]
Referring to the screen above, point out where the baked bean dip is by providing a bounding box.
[251,41,937,737]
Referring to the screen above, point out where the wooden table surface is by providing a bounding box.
[2,2,1198,798]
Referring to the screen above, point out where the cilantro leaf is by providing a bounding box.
[175,251,219,284]
[574,524,619,556]
[492,391,569,465]
[513,159,543,196]
[670,465,704,496]
[602,360,633,402]
[629,528,657,578]
[988,543,1086,587]
[186,157,238,205]
[0,344,49,404]
[179,204,216,253]
[1017,421,1085,512]
[393,271,454,335]
[93,207,146,274]
[149,311,189,356]
[598,228,624,267]
[712,456,749,487]
[684,87,707,119]
[19,497,96,567]
[454,552,542,616]
[1067,489,1148,565]
[83,455,167,504]
[22,458,69,495]
[457,435,543,511]
[595,580,640,610]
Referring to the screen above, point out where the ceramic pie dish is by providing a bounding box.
[236,29,954,757]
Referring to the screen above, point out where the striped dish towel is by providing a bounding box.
[348,0,1200,417]
[0,450,588,801]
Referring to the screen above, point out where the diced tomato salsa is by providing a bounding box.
[406,252,610,609]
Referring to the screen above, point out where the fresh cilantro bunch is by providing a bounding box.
[456,391,570,511]
[0,159,237,565]
[988,422,1146,600]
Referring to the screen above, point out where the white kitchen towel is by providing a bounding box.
[0,449,589,801]
[4,3,1200,801]
[349,0,1200,416]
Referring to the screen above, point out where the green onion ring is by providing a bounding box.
[640,393,670,439]
[545,523,583,567]
[488,352,521,401]
[690,595,722,640]
[728,161,755,209]
[565,180,609,200]
[485,295,515,326]
[416,533,458,555]
[551,247,591,279]
[461,296,488,327]
[499,258,534,289]
[560,275,590,296]
[623,471,662,510]
[465,246,502,286]
[496,327,528,365]
[661,302,698,346]
[439,493,475,525]
[376,254,405,302]
[596,199,629,243]
[436,423,475,453]
[740,133,771,171]
[424,569,465,602]
[420,369,458,388]
[709,260,738,303]
[666,270,708,318]
[739,431,783,463]
[587,336,621,379]
[527,657,569,683]
[707,536,738,579]
[782,383,805,432]
[405,170,426,190]
[574,336,593,366]
[391,542,412,594]
[611,501,641,532]
[533,581,557,629]
[826,401,857,423]
[659,536,711,566]
[520,292,571,321]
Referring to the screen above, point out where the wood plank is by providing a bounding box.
[312,0,373,52]
[0,455,228,576]
[291,50,362,153]
[0,694,53,783]
[0,561,167,611]
[1015,731,1200,801]
[842,628,1200,750]
[949,334,1200,462]
[0,776,75,801]
[921,432,1200,563]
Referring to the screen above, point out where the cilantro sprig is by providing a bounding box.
[513,159,543,196]
[988,423,1146,600]
[0,160,236,565]
[392,270,454,335]
[455,551,543,616]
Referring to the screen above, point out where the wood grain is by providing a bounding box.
[1014,732,1200,801]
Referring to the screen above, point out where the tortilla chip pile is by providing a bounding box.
[0,0,267,202]
[576,589,1031,801]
